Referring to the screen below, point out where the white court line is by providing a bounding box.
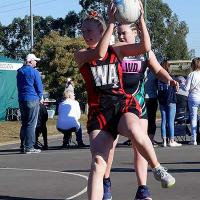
[0,167,88,200]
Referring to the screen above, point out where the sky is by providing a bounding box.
[0,0,199,56]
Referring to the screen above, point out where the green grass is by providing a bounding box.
[0,114,88,143]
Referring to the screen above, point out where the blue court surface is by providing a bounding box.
[0,134,200,200]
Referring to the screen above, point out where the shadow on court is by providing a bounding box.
[0,196,62,200]
[0,135,200,200]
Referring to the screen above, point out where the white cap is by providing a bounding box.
[26,53,41,62]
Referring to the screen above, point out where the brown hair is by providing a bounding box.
[191,57,200,71]
[161,59,170,73]
[82,10,106,33]
[117,23,138,31]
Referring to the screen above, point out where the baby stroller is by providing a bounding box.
[174,93,191,142]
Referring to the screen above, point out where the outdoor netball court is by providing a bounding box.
[0,133,200,200]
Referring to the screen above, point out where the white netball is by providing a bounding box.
[114,0,141,24]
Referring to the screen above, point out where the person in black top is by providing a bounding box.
[157,60,182,147]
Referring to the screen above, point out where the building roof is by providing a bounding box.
[0,56,22,64]
[0,56,23,71]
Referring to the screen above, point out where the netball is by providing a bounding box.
[114,0,141,24]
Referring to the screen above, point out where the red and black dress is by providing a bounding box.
[79,47,141,139]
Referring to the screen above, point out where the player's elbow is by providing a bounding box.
[143,43,151,53]
[97,51,106,60]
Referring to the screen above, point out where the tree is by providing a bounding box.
[1,17,30,59]
[34,16,54,41]
[79,0,105,11]
[164,16,189,59]
[78,0,190,60]
[0,12,80,59]
[0,23,4,49]
[79,0,108,24]
[146,0,189,59]
[189,49,195,59]
[1,15,54,59]
[64,11,80,37]
[34,31,87,105]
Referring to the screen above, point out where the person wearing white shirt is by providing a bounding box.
[184,58,200,145]
[57,90,86,148]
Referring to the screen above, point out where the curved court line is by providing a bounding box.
[0,167,88,200]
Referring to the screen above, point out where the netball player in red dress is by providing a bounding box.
[74,1,175,200]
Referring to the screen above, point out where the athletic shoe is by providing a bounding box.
[20,147,25,153]
[188,141,197,145]
[152,165,175,188]
[151,140,159,147]
[42,145,48,150]
[134,185,152,200]
[103,178,112,200]
[168,141,182,147]
[61,143,70,149]
[77,142,87,148]
[162,141,167,147]
[152,142,159,148]
[25,148,41,154]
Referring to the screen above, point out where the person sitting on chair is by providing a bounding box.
[56,90,86,148]
[35,102,48,150]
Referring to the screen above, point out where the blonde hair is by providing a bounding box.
[82,11,106,33]
[63,90,74,100]
[191,57,200,71]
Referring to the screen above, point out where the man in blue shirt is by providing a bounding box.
[17,53,43,154]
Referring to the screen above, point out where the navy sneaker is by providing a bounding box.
[134,185,152,200]
[103,178,112,200]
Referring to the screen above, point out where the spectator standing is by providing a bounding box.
[145,69,158,146]
[184,58,200,145]
[57,90,86,148]
[157,60,182,147]
[17,53,43,154]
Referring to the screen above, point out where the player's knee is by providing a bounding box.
[91,155,107,175]
[129,126,146,145]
